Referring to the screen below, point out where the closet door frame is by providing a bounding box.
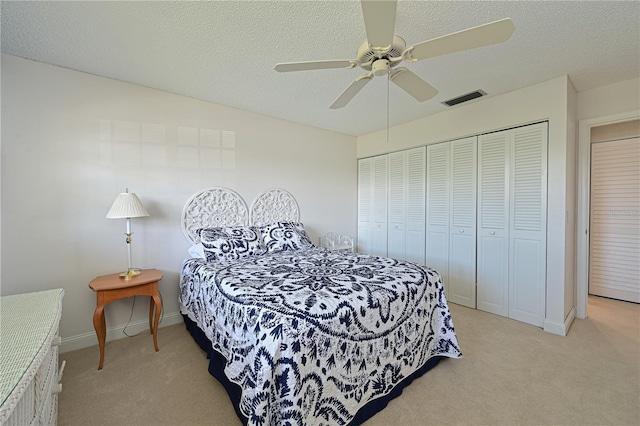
[577,110,640,319]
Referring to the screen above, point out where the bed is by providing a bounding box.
[179,187,462,426]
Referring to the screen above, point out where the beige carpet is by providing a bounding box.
[58,296,639,425]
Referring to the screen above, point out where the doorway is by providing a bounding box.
[577,113,640,318]
[589,135,639,302]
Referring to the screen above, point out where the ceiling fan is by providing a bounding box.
[274,0,515,109]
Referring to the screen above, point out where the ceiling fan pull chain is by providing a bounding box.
[386,70,390,144]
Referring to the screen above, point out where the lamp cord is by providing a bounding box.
[122,296,139,337]
[122,291,165,337]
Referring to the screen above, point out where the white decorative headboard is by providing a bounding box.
[181,187,249,245]
[250,188,300,227]
[181,187,302,245]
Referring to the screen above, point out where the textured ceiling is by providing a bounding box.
[2,1,639,136]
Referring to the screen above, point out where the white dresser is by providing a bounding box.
[0,289,65,425]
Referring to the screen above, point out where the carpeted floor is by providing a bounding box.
[58,296,639,425]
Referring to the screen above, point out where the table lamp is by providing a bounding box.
[106,188,150,279]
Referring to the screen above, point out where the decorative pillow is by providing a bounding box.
[259,222,314,253]
[282,222,314,246]
[197,226,266,263]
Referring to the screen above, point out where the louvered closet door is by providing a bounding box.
[371,155,388,257]
[426,143,451,289]
[388,151,407,260]
[387,147,426,264]
[357,155,388,256]
[448,137,477,308]
[357,158,373,254]
[406,147,426,265]
[509,123,547,326]
[590,137,640,303]
[477,131,509,317]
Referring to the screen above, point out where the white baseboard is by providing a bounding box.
[60,310,183,353]
[543,306,576,336]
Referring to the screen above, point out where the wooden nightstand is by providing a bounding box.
[88,269,163,370]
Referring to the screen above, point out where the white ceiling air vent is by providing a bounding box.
[442,90,487,107]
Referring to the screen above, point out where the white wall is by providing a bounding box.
[565,79,578,324]
[0,54,357,351]
[591,119,640,142]
[357,75,575,335]
[577,78,640,121]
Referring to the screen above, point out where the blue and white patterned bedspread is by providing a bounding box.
[179,248,461,425]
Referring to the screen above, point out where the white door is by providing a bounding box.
[388,151,406,260]
[477,123,548,326]
[387,147,426,264]
[448,137,477,308]
[357,155,388,257]
[426,143,451,291]
[509,123,547,326]
[406,147,426,265]
[357,158,372,254]
[477,130,509,317]
[371,155,388,257]
[589,137,640,303]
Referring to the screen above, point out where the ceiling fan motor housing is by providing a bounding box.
[357,35,406,71]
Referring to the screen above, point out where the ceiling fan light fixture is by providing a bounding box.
[372,59,390,77]
[357,35,406,71]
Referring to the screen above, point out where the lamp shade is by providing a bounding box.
[106,189,150,219]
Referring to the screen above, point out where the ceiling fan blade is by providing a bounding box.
[274,59,358,72]
[407,18,516,62]
[389,68,438,101]
[330,74,373,109]
[361,0,397,50]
